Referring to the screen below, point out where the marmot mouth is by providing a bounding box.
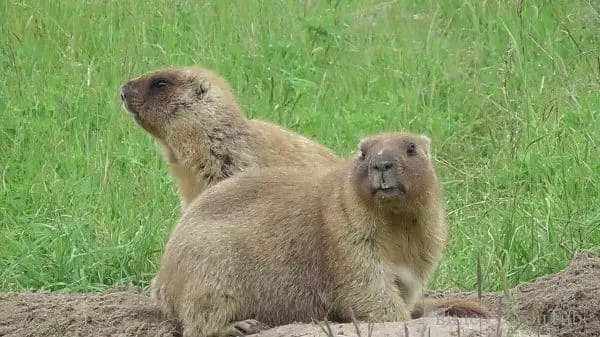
[373,185,405,199]
[120,99,139,118]
[120,100,144,126]
[120,88,137,116]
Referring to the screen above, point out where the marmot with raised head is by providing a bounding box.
[120,67,341,210]
[151,131,450,337]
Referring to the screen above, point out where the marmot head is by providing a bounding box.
[351,132,439,212]
[120,67,241,141]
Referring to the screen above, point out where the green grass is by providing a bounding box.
[1,0,599,293]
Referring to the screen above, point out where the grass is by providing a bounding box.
[0,0,599,293]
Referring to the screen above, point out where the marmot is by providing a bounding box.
[151,132,450,337]
[119,67,487,321]
[120,67,341,210]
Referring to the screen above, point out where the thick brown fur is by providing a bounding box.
[120,67,341,210]
[151,132,449,337]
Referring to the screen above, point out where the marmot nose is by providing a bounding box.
[120,82,132,101]
[372,160,393,172]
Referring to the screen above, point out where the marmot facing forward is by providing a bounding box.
[120,67,341,209]
[151,132,448,337]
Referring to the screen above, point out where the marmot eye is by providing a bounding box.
[407,143,416,156]
[359,149,366,160]
[357,144,370,161]
[151,78,169,89]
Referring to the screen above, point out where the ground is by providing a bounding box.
[2,2,598,336]
[0,251,597,337]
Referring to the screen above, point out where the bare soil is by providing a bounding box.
[0,251,598,337]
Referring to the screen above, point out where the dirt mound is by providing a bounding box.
[0,288,177,337]
[0,251,597,337]
[511,250,600,337]
[427,251,600,337]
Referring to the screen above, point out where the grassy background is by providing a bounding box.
[1,0,599,293]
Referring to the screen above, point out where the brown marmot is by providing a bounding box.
[120,67,341,210]
[151,131,450,337]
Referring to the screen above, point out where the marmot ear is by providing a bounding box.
[197,79,211,97]
[358,139,370,159]
[419,134,432,157]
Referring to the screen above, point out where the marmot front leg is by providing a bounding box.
[186,320,263,337]
[222,319,266,336]
[181,314,265,337]
[178,292,265,337]
[337,283,411,323]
